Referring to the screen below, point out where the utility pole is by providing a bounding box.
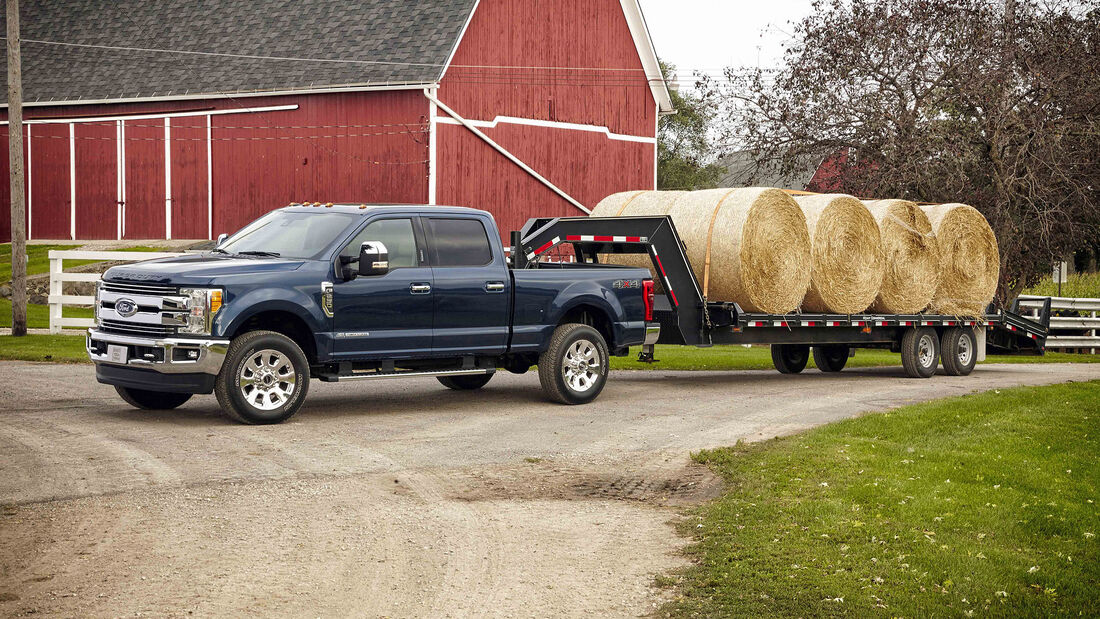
[7,0,27,336]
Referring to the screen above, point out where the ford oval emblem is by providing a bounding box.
[115,298,138,318]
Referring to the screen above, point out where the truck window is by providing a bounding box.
[426,218,492,267]
[342,218,418,268]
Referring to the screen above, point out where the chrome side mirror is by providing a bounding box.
[358,241,389,276]
[216,233,228,246]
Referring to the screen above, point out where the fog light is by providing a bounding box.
[187,350,199,359]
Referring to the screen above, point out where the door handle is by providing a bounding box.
[410,283,432,294]
[485,281,505,293]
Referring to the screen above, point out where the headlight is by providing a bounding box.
[179,288,223,335]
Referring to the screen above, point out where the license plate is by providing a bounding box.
[106,344,128,364]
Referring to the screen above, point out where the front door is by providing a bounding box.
[424,216,511,356]
[332,217,433,359]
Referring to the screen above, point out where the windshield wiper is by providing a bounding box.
[210,248,232,255]
[236,250,282,258]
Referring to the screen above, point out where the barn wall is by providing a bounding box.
[0,89,429,241]
[435,0,659,237]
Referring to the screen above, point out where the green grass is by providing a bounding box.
[661,381,1100,617]
[1024,272,1100,299]
[0,298,93,329]
[610,345,1097,372]
[0,334,89,363]
[1,243,174,283]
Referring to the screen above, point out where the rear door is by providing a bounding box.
[332,216,434,359]
[424,216,511,356]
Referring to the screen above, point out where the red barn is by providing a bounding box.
[0,0,671,242]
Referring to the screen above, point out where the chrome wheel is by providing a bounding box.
[562,339,601,393]
[239,349,297,411]
[957,332,973,366]
[918,334,936,368]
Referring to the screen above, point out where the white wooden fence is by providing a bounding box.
[1017,294,1100,353]
[47,249,186,334]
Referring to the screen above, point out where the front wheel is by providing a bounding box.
[215,330,310,424]
[438,373,494,390]
[538,323,610,405]
[115,386,192,410]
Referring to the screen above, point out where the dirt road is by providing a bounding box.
[2,361,1098,617]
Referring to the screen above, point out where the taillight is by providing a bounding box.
[643,279,655,321]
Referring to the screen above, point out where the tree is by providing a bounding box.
[718,0,1100,301]
[657,62,726,190]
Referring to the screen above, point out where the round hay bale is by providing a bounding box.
[863,199,940,313]
[921,203,999,315]
[792,194,884,314]
[591,191,687,270]
[663,188,812,313]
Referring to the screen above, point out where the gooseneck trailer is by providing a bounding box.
[513,215,1049,378]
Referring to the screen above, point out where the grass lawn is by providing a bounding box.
[610,345,1097,372]
[0,334,89,363]
[661,380,1100,617]
[1024,272,1100,299]
[0,298,94,329]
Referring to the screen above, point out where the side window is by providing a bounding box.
[426,218,493,267]
[342,218,418,269]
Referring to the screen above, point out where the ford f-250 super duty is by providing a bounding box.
[87,204,659,424]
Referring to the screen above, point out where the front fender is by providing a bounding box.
[215,287,328,338]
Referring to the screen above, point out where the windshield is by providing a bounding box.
[218,210,358,259]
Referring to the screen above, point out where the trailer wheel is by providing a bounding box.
[771,344,810,374]
[901,327,939,378]
[813,345,849,372]
[438,373,494,390]
[940,327,977,376]
[538,323,609,405]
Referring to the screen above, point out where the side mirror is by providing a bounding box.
[358,241,389,276]
[216,233,228,246]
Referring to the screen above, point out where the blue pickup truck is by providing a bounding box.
[87,204,658,424]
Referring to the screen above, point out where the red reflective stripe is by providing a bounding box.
[625,236,641,242]
[668,288,679,306]
[565,235,581,241]
[593,235,614,242]
[534,240,554,255]
[653,252,668,276]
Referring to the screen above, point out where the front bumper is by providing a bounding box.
[87,328,230,375]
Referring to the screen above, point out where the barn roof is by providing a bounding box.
[0,0,479,104]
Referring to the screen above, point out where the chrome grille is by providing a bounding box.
[101,280,177,296]
[99,319,176,338]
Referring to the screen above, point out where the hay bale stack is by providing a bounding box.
[863,199,940,313]
[592,191,687,270]
[662,188,811,313]
[921,203,1000,315]
[792,194,884,314]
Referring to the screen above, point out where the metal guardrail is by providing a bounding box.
[47,250,185,334]
[1017,294,1099,353]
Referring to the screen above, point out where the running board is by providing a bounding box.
[317,368,494,382]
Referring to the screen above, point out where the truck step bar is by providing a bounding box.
[316,368,494,382]
[514,215,1049,354]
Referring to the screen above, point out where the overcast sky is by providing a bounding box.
[638,0,815,87]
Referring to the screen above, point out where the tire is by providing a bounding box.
[438,372,494,390]
[538,323,610,405]
[215,330,310,424]
[901,327,940,378]
[771,344,810,374]
[940,327,977,376]
[813,344,850,372]
[114,386,192,410]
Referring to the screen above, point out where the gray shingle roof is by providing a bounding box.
[1,0,477,103]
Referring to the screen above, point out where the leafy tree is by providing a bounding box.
[657,62,727,190]
[718,0,1100,301]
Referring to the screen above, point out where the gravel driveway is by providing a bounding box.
[2,361,1098,617]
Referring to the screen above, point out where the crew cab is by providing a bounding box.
[88,204,658,424]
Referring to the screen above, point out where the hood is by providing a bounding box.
[103,254,307,286]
